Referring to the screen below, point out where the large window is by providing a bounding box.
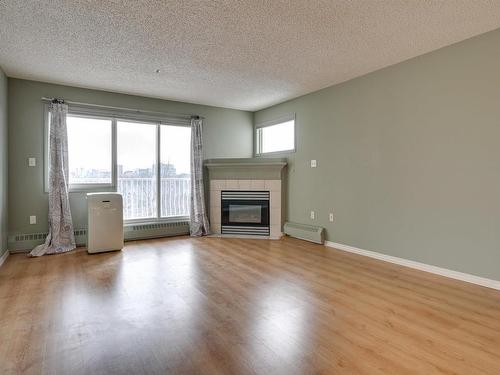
[45,104,192,222]
[255,114,295,155]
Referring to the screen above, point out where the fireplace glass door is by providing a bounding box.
[221,191,270,235]
[229,204,263,223]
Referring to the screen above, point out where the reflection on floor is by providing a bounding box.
[1,236,500,374]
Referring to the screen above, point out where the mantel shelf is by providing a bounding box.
[205,158,287,181]
[204,158,287,169]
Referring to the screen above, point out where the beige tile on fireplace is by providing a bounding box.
[210,191,221,207]
[210,206,221,225]
[265,180,281,192]
[270,225,282,239]
[237,180,251,190]
[226,180,239,189]
[210,180,226,191]
[211,223,221,234]
[270,191,281,209]
[250,180,266,189]
[270,208,281,226]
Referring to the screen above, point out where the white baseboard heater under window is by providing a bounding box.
[284,222,325,244]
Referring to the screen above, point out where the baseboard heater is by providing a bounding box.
[7,222,189,253]
[284,222,325,244]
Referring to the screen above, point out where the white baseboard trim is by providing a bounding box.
[0,250,9,269]
[325,241,500,291]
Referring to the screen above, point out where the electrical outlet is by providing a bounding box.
[310,159,317,168]
[29,215,37,225]
[28,157,36,167]
[310,211,315,220]
[329,213,334,222]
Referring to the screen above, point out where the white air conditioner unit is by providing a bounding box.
[284,221,325,244]
[87,193,124,254]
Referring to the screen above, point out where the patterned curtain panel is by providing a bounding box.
[29,102,76,257]
[189,118,210,236]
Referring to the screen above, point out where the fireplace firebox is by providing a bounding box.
[221,191,270,235]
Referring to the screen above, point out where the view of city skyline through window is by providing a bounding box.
[160,125,191,217]
[67,116,112,184]
[64,115,191,220]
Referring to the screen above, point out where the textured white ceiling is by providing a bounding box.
[1,1,500,111]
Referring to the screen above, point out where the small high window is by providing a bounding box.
[255,114,295,155]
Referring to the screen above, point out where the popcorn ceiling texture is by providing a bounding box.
[1,1,500,111]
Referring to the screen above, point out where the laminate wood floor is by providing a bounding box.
[1,236,500,374]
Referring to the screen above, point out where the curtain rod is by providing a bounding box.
[41,97,203,120]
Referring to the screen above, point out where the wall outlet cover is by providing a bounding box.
[310,160,317,168]
[29,215,37,225]
[28,157,36,167]
[310,211,315,219]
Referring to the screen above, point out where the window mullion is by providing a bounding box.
[256,128,262,155]
[156,123,161,220]
[112,118,117,190]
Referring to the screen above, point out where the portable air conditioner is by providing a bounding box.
[87,193,124,254]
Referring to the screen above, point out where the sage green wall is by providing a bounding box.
[0,68,7,257]
[255,29,500,280]
[8,78,253,237]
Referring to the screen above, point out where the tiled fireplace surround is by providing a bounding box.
[205,158,287,239]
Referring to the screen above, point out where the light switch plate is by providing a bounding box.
[310,159,317,168]
[28,157,36,167]
[29,215,37,225]
[329,213,334,222]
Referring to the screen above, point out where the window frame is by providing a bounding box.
[43,102,192,223]
[254,113,296,156]
[158,123,192,220]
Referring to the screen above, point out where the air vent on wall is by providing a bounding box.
[9,229,88,253]
[14,229,87,242]
[126,221,189,232]
[124,221,190,241]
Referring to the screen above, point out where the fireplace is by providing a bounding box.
[206,158,286,238]
[221,191,270,235]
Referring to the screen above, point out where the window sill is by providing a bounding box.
[255,149,295,157]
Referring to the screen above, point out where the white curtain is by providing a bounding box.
[29,102,76,257]
[189,118,210,236]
